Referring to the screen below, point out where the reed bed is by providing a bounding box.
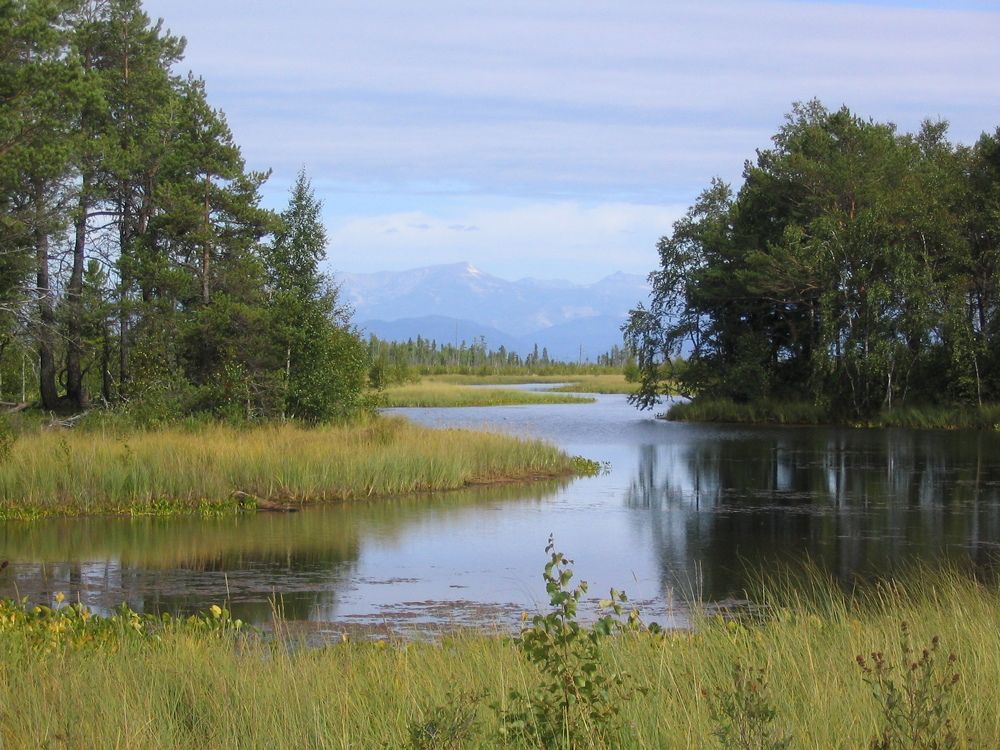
[380,382,594,407]
[667,398,1000,431]
[0,566,997,748]
[666,398,829,425]
[0,417,579,518]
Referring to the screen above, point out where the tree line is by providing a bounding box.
[1,0,366,421]
[626,101,1000,418]
[367,335,631,386]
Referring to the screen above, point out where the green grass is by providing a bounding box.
[0,566,997,747]
[870,403,1000,430]
[667,398,1000,431]
[380,381,595,407]
[0,417,585,519]
[415,373,637,395]
[666,398,829,425]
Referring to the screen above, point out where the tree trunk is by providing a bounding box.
[201,175,211,304]
[34,182,60,410]
[66,180,89,409]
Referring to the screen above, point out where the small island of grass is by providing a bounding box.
[0,417,595,520]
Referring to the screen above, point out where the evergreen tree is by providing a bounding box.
[266,169,366,421]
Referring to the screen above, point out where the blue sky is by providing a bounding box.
[142,0,1000,283]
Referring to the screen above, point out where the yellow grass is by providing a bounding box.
[0,417,580,518]
[380,381,595,407]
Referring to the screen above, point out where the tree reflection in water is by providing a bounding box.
[626,427,1000,601]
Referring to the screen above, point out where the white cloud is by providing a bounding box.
[325,201,685,282]
[141,0,1000,279]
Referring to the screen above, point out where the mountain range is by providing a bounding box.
[337,262,650,362]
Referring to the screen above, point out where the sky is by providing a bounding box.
[141,0,1000,283]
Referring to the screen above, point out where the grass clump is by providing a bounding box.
[666,399,829,425]
[667,398,1000,431]
[381,382,594,407]
[0,417,584,518]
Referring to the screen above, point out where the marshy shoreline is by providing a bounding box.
[0,415,594,520]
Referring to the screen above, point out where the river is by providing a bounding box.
[2,391,999,635]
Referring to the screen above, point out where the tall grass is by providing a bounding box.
[0,417,580,518]
[1,566,998,747]
[380,382,594,407]
[872,403,1000,430]
[666,399,829,425]
[667,398,1000,431]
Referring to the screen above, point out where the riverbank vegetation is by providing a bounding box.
[627,101,1000,428]
[0,417,587,520]
[666,398,1000,430]
[1,554,997,747]
[378,374,637,407]
[380,381,595,408]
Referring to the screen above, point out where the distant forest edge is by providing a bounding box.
[626,101,1000,424]
[1,1,367,421]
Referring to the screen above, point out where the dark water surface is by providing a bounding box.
[3,393,1000,632]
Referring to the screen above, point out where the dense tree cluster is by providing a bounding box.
[0,0,365,421]
[627,101,1000,418]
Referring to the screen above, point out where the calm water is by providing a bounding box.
[3,393,1000,633]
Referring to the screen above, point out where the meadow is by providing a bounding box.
[0,560,994,748]
[0,417,588,519]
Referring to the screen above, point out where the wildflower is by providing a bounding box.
[209,604,223,618]
[54,592,65,605]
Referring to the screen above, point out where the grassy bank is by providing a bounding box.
[413,373,636,395]
[667,398,1000,430]
[0,417,588,519]
[380,381,595,407]
[0,566,996,747]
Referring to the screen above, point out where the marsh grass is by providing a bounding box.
[543,374,637,395]
[0,417,580,518]
[380,382,595,407]
[666,399,829,426]
[1,565,998,748]
[406,373,636,395]
[668,398,1000,431]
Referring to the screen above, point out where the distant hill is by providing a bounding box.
[339,262,649,361]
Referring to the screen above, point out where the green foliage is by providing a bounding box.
[498,536,645,749]
[628,101,1000,419]
[708,663,792,750]
[266,171,368,422]
[0,596,246,653]
[857,623,961,750]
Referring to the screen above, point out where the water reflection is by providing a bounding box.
[3,396,1000,632]
[0,479,569,625]
[627,427,1000,599]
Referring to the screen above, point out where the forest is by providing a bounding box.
[1,0,367,423]
[626,101,1000,420]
